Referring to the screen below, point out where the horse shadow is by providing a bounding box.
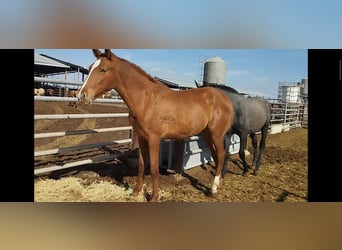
[180,171,211,196]
[275,191,307,202]
[179,159,243,198]
[41,147,141,190]
[198,156,248,178]
[41,146,182,193]
[222,158,246,177]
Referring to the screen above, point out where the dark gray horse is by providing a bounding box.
[195,81,271,176]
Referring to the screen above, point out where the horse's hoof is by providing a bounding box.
[131,189,140,197]
[208,191,218,198]
[242,170,249,176]
[149,195,159,202]
[253,170,259,176]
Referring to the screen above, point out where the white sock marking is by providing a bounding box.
[212,175,220,193]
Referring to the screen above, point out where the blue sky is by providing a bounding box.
[35,49,307,98]
[2,1,342,48]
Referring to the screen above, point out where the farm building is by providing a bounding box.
[35,53,89,78]
[34,53,89,97]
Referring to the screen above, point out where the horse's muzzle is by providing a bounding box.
[77,92,93,104]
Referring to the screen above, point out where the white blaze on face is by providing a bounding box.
[77,59,101,99]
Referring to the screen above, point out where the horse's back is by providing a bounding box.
[247,97,271,129]
[253,97,270,118]
[177,87,233,109]
[199,87,234,111]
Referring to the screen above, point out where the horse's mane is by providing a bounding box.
[99,52,159,84]
[120,57,159,83]
[203,83,240,94]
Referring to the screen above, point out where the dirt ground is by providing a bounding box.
[34,101,308,202]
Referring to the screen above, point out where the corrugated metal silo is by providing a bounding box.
[301,78,308,96]
[203,56,226,85]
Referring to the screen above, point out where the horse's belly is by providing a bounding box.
[160,116,207,139]
[162,126,205,140]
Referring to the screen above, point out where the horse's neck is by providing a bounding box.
[115,69,169,116]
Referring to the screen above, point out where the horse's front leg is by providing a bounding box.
[148,136,161,202]
[131,138,148,197]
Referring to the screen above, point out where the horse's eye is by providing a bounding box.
[100,68,107,73]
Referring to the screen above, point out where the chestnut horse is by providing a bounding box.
[78,49,234,201]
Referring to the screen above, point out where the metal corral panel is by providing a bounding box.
[161,133,240,171]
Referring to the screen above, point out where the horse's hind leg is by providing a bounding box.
[205,131,226,194]
[250,133,259,167]
[212,135,226,193]
[239,132,250,176]
[221,132,232,178]
[253,128,268,176]
[203,131,218,168]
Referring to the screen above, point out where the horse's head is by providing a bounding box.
[78,49,118,104]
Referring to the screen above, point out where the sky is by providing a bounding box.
[4,1,340,98]
[35,49,307,99]
[1,1,341,48]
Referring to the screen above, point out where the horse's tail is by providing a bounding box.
[194,80,201,88]
[224,96,235,134]
[265,100,272,130]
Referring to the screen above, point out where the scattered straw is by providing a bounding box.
[34,177,147,202]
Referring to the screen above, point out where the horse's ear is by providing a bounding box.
[104,49,112,60]
[92,49,102,58]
